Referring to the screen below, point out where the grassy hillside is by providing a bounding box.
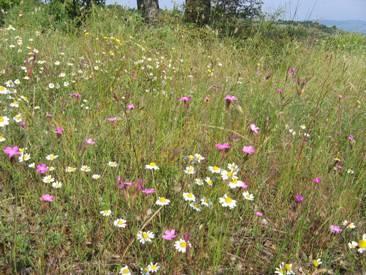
[0,4,366,274]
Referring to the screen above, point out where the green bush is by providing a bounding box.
[0,0,21,25]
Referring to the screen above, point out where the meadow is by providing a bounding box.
[0,3,366,274]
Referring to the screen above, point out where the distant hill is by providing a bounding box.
[319,20,366,34]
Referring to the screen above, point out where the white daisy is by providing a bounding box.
[52,181,62,189]
[113,218,127,228]
[0,116,10,127]
[65,166,77,173]
[219,194,237,209]
[13,113,22,123]
[174,239,191,253]
[147,262,160,273]
[119,265,131,275]
[92,174,101,180]
[183,192,196,202]
[46,154,58,161]
[18,153,31,162]
[205,177,213,186]
[189,202,201,212]
[184,165,195,175]
[228,178,245,189]
[137,231,155,244]
[42,175,55,184]
[145,162,159,170]
[100,209,112,217]
[80,165,91,172]
[194,178,204,186]
[208,165,221,174]
[193,153,204,163]
[156,197,170,206]
[242,191,254,201]
[108,161,118,167]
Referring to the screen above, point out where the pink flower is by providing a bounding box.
[85,138,96,145]
[36,163,48,174]
[127,103,135,110]
[288,67,297,77]
[18,121,26,128]
[70,92,81,99]
[250,123,260,134]
[224,95,237,105]
[116,176,133,190]
[312,177,321,184]
[40,194,54,202]
[178,96,192,104]
[239,182,248,189]
[294,194,304,203]
[55,127,64,137]
[142,188,155,195]
[135,179,144,191]
[330,224,342,234]
[347,135,355,144]
[242,145,256,155]
[255,211,263,217]
[162,229,177,240]
[107,116,118,122]
[276,88,284,94]
[215,143,231,152]
[3,146,20,159]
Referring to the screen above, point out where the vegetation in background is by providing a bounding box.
[0,2,365,274]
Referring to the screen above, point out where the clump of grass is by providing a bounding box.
[0,4,365,274]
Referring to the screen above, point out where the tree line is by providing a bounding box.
[47,0,263,25]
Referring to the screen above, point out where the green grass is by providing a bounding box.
[0,4,366,274]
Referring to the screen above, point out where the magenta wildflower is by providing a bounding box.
[107,116,118,123]
[240,182,248,189]
[40,194,54,202]
[18,121,26,128]
[288,67,297,77]
[135,179,144,191]
[36,163,48,174]
[85,138,96,145]
[127,103,135,110]
[242,145,256,155]
[276,88,284,94]
[183,232,190,242]
[347,135,355,144]
[250,123,260,134]
[255,211,263,217]
[215,143,231,152]
[178,96,192,104]
[312,177,321,184]
[162,229,177,240]
[294,194,304,203]
[55,127,64,137]
[70,92,81,99]
[330,225,342,234]
[116,176,133,190]
[142,188,155,195]
[224,95,237,107]
[3,146,20,159]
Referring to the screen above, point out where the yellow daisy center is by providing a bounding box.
[225,197,233,204]
[285,264,292,271]
[359,240,366,249]
[180,241,187,249]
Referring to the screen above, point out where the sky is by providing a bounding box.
[106,0,366,21]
